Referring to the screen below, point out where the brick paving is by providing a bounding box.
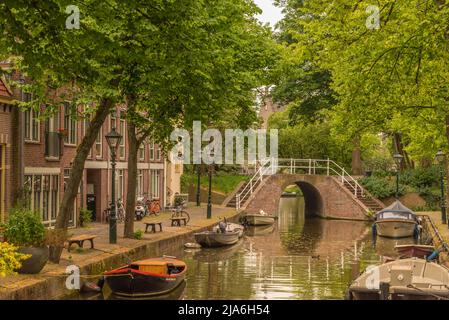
[0,203,237,298]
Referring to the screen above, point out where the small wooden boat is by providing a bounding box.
[103,256,187,298]
[348,258,449,300]
[374,201,418,238]
[212,222,244,238]
[194,230,240,247]
[244,210,276,226]
[395,244,436,259]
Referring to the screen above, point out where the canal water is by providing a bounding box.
[78,196,420,300]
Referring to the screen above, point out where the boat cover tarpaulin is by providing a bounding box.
[377,200,415,215]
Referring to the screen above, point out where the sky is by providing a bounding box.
[253,0,284,28]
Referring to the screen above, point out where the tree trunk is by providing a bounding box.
[49,98,114,263]
[444,115,449,212]
[351,136,363,175]
[393,133,410,170]
[124,121,138,239]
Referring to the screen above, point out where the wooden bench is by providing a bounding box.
[170,217,187,227]
[67,234,97,252]
[144,222,163,233]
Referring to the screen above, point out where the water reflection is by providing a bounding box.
[180,196,380,300]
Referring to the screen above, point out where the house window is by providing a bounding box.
[119,117,126,159]
[137,170,143,196]
[95,127,102,158]
[24,111,40,142]
[64,102,77,145]
[44,112,60,158]
[150,170,160,199]
[110,111,117,130]
[156,144,161,160]
[24,173,59,227]
[115,169,124,202]
[149,142,155,160]
[24,93,40,142]
[139,143,145,161]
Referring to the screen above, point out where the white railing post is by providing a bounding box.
[327,159,330,176]
[290,158,293,174]
[309,159,312,175]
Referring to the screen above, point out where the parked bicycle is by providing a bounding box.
[147,198,161,217]
[104,198,125,223]
[170,200,190,224]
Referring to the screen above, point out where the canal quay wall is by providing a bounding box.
[0,205,239,300]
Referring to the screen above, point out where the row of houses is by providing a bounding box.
[0,62,182,227]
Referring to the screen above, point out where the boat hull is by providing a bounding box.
[375,220,417,238]
[244,214,275,226]
[194,231,239,247]
[212,223,244,238]
[104,269,186,298]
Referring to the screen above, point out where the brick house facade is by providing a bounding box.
[0,64,182,227]
[0,76,14,223]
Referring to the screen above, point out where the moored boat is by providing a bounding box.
[212,222,244,238]
[395,244,436,259]
[347,258,449,300]
[103,256,186,298]
[244,210,276,226]
[374,201,418,238]
[194,230,240,247]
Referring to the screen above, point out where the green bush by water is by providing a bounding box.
[3,206,46,247]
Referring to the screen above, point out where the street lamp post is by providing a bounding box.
[207,152,214,219]
[105,127,122,244]
[196,164,201,207]
[436,150,446,225]
[393,153,404,199]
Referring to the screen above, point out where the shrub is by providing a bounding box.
[0,242,30,276]
[79,208,93,227]
[359,176,405,199]
[133,230,143,240]
[4,207,46,247]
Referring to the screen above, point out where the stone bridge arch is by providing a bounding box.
[244,174,370,221]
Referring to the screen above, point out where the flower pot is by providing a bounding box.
[16,246,49,274]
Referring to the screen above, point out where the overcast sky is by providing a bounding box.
[253,0,284,28]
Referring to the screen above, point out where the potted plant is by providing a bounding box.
[3,206,48,274]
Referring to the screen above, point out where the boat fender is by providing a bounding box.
[413,225,421,239]
[427,250,439,262]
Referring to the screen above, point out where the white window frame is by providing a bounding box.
[24,173,59,227]
[64,102,77,146]
[136,169,143,197]
[149,141,155,160]
[24,109,40,142]
[119,117,126,160]
[95,127,103,159]
[139,143,145,161]
[150,170,160,199]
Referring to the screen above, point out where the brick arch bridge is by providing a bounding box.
[229,159,385,221]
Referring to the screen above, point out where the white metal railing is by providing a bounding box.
[235,158,367,210]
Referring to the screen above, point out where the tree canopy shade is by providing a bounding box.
[0,0,277,259]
